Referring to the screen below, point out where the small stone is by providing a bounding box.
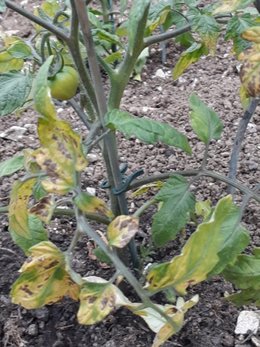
[155,69,166,78]
[27,323,38,336]
[235,310,260,335]
[86,187,96,196]
[87,153,99,163]
[0,126,27,140]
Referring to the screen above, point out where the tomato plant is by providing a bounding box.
[0,0,259,346]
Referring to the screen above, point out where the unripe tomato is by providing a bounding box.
[48,66,79,100]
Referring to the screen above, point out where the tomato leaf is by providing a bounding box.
[226,288,260,306]
[0,72,33,116]
[107,215,139,248]
[192,14,220,53]
[189,94,223,144]
[173,42,208,80]
[105,109,191,154]
[0,155,24,177]
[33,55,56,120]
[11,241,80,309]
[240,45,260,97]
[152,176,195,247]
[8,179,48,254]
[78,277,130,325]
[213,0,255,14]
[0,51,24,72]
[146,196,249,295]
[74,192,113,220]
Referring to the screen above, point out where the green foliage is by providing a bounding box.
[105,109,192,154]
[0,0,260,345]
[152,175,195,246]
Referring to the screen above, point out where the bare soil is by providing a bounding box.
[0,1,259,346]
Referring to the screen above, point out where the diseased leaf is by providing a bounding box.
[128,296,198,347]
[213,0,254,14]
[242,26,260,43]
[105,109,191,154]
[239,45,260,97]
[0,72,33,116]
[192,14,220,53]
[0,51,24,72]
[152,176,195,246]
[7,39,32,59]
[8,179,48,254]
[0,155,24,177]
[33,55,56,120]
[32,118,87,195]
[146,196,249,295]
[173,42,208,80]
[107,215,139,248]
[30,196,56,224]
[74,192,113,220]
[78,276,130,325]
[131,181,163,197]
[189,94,223,144]
[195,200,212,220]
[11,241,80,309]
[128,0,150,54]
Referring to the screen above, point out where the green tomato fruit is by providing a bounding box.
[48,66,79,100]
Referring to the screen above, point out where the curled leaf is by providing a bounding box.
[107,215,139,248]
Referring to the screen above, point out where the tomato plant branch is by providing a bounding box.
[129,169,260,203]
[228,98,258,194]
[5,0,69,42]
[77,211,180,331]
[133,199,156,219]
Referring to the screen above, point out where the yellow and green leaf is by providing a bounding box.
[30,195,56,224]
[78,276,130,325]
[11,241,80,309]
[107,215,139,248]
[8,179,48,254]
[146,196,249,294]
[74,192,113,220]
[0,51,24,73]
[213,0,254,14]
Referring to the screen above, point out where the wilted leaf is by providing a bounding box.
[105,109,191,154]
[0,155,24,177]
[30,196,55,224]
[192,14,220,53]
[242,26,260,43]
[11,241,80,309]
[152,176,195,246]
[74,192,113,220]
[189,94,223,144]
[33,55,56,119]
[0,72,33,116]
[146,196,249,294]
[240,45,260,97]
[8,179,48,253]
[107,215,139,248]
[131,181,163,197]
[78,276,130,325]
[129,295,199,347]
[213,0,254,14]
[173,42,208,80]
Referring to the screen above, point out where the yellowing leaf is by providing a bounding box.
[213,0,254,14]
[32,117,87,195]
[240,45,260,97]
[107,215,139,248]
[74,192,113,220]
[128,296,198,347]
[11,241,80,309]
[146,196,249,295]
[78,276,130,325]
[29,196,56,224]
[0,51,24,72]
[242,26,260,43]
[131,181,163,198]
[8,179,48,254]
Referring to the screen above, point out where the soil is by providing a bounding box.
[0,1,259,347]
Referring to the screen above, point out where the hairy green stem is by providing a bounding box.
[133,199,156,218]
